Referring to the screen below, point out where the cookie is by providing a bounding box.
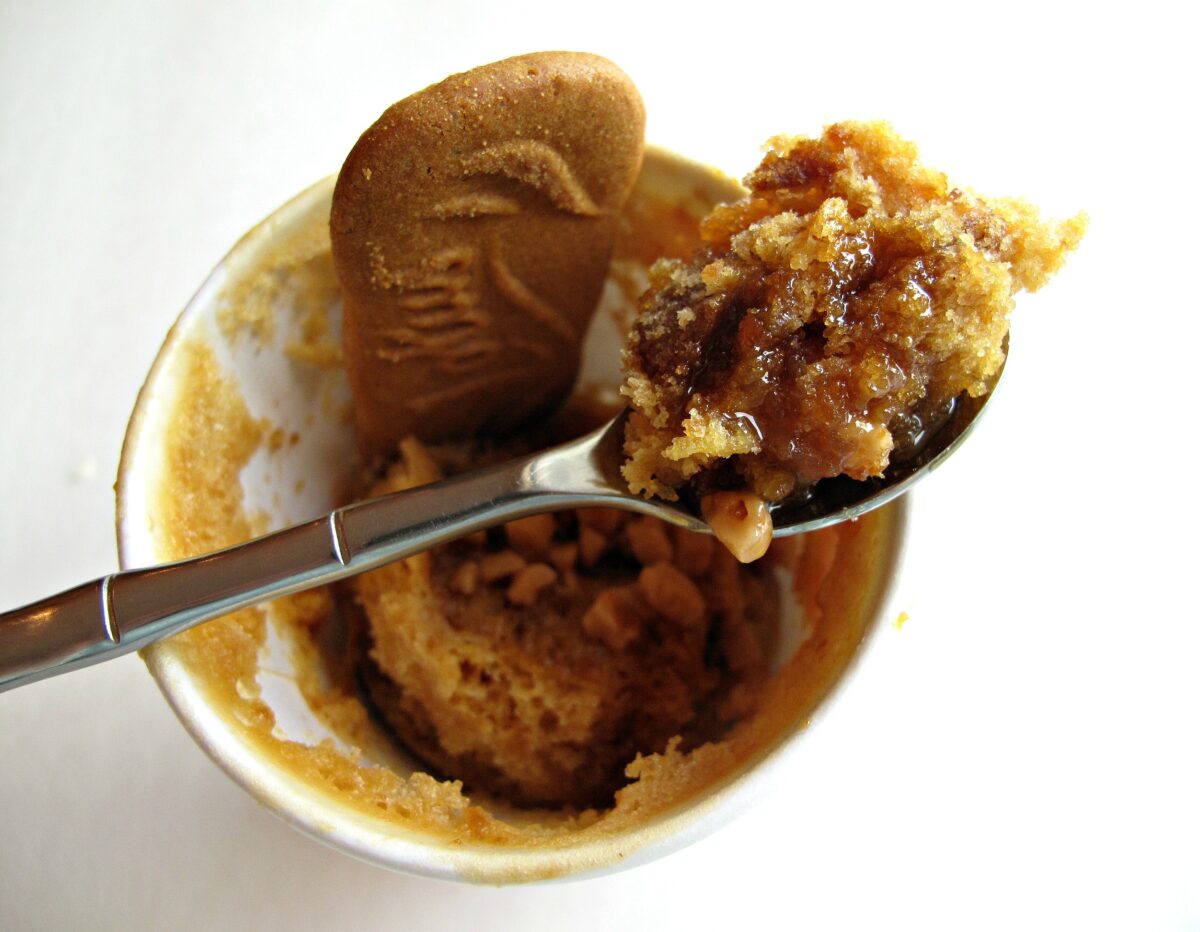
[331,52,645,457]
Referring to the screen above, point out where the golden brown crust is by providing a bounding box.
[331,52,645,457]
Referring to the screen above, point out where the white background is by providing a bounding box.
[2,1,1197,929]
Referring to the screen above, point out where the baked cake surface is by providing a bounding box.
[352,437,776,809]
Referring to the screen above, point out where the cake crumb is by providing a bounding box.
[621,121,1085,505]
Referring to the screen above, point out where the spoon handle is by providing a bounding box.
[0,445,598,694]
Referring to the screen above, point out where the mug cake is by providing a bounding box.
[118,51,1078,881]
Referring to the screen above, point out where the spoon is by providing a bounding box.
[0,369,998,693]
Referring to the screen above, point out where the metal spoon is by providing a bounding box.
[0,368,998,693]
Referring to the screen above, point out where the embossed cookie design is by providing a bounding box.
[331,52,645,456]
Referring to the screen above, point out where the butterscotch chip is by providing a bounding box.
[581,586,645,652]
[557,567,580,594]
[450,560,480,596]
[578,525,609,567]
[638,562,705,628]
[701,492,773,564]
[479,549,526,583]
[331,52,645,456]
[577,508,622,535]
[504,513,557,558]
[547,542,579,573]
[506,563,557,606]
[625,516,674,565]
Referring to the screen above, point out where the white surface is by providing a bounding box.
[0,1,1195,929]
